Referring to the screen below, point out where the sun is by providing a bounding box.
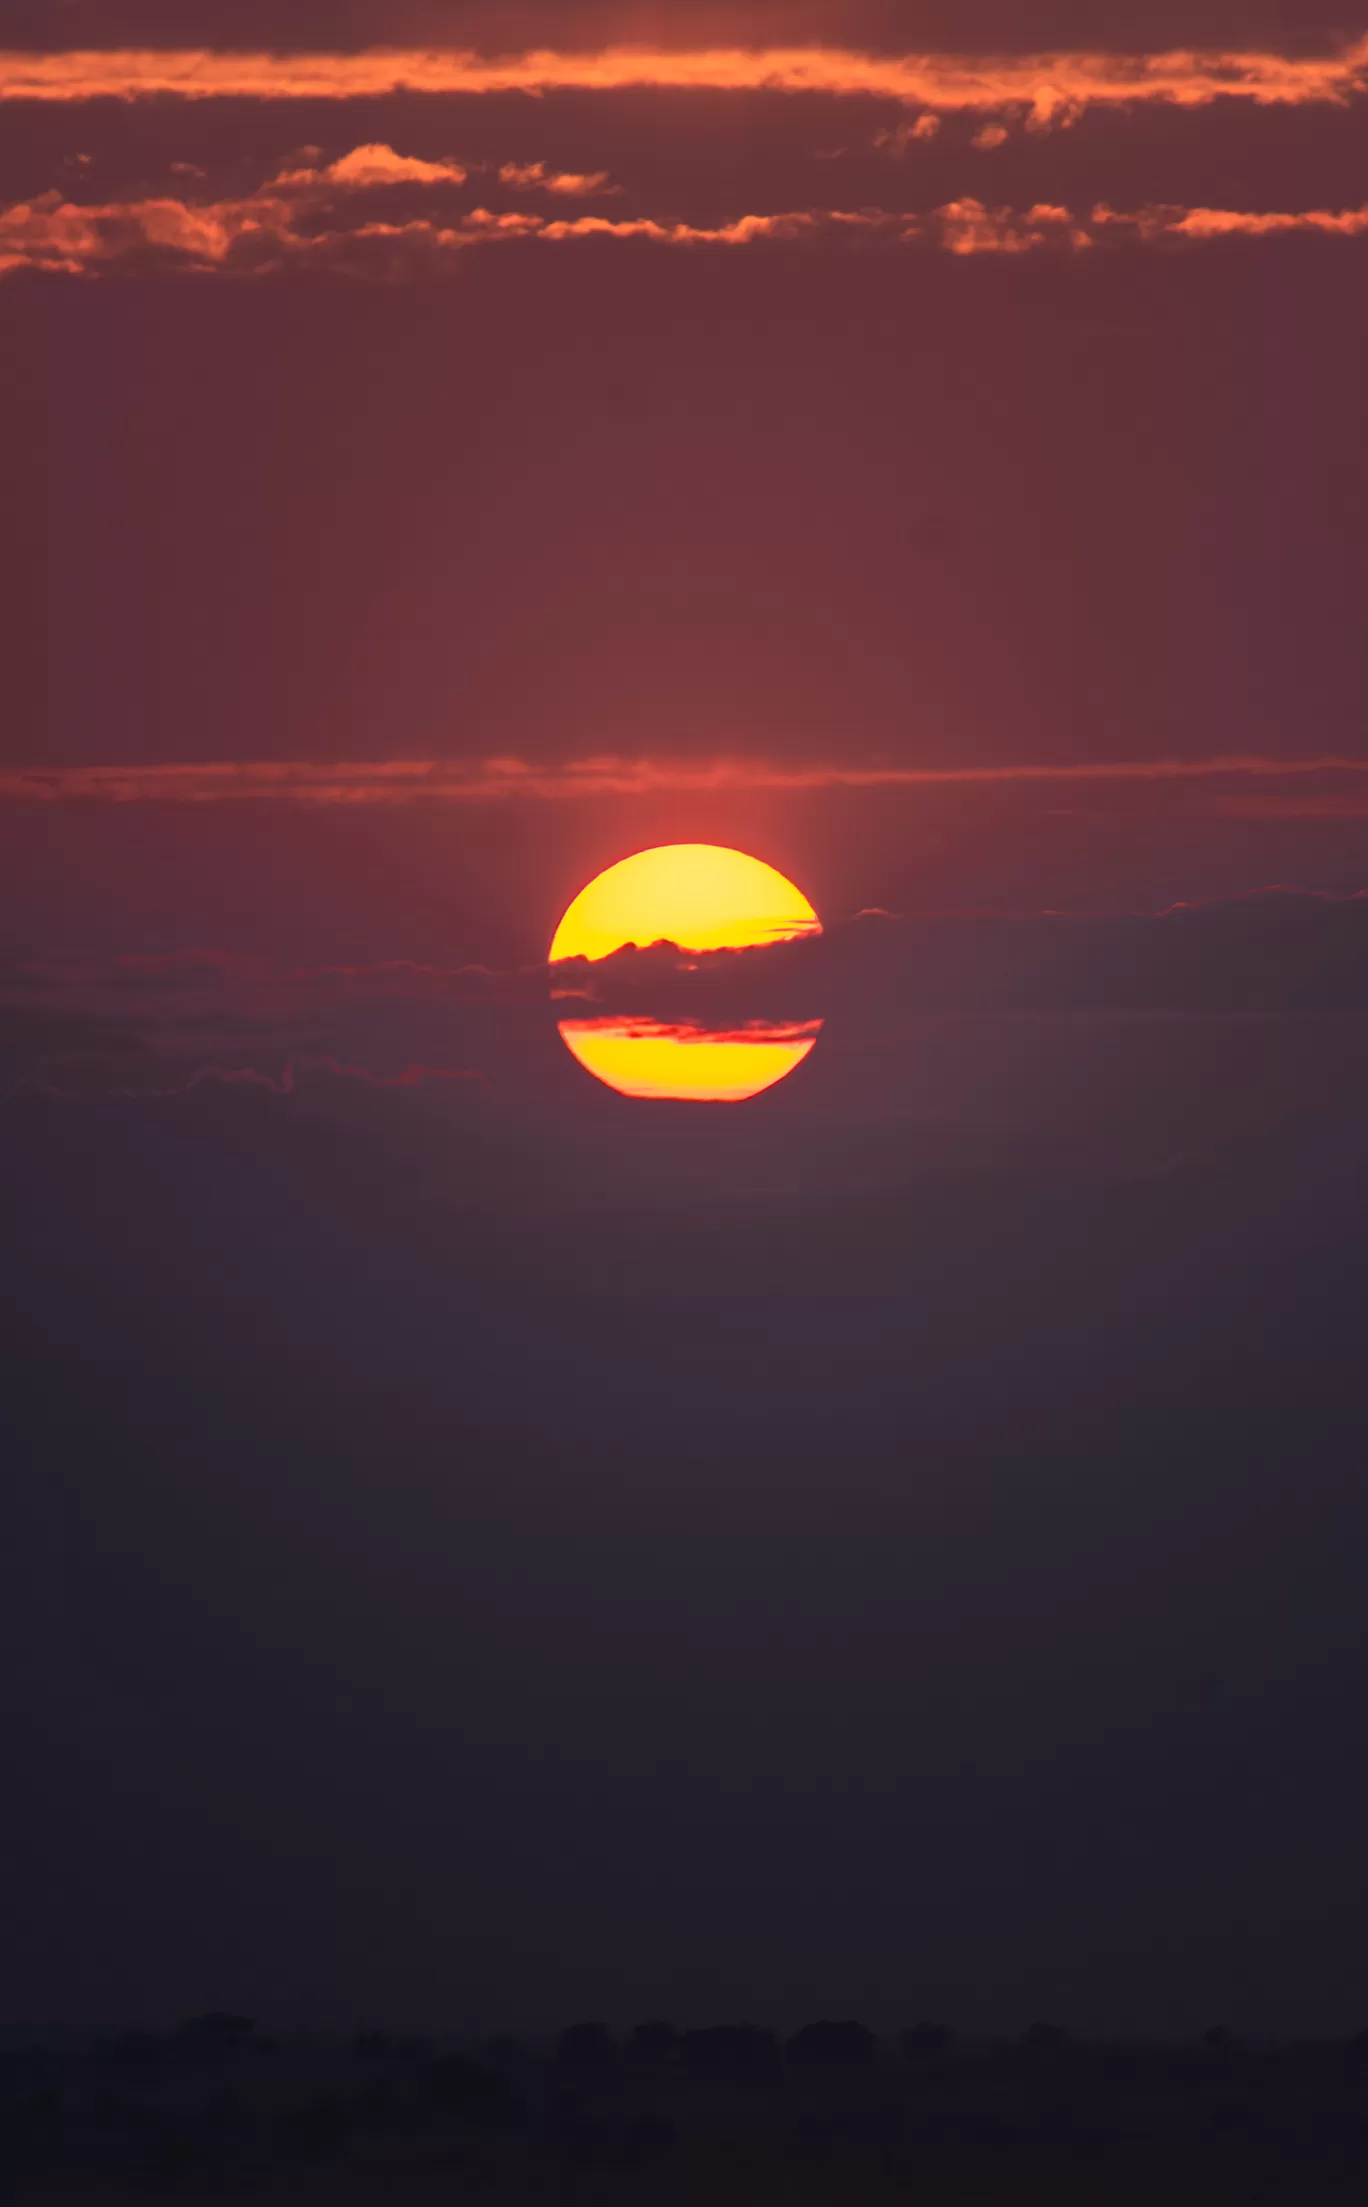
[549,843,820,963]
[557,1018,822,1102]
[549,844,822,1102]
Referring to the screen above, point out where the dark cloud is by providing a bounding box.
[0,950,546,1098]
[573,890,1368,1020]
[8,895,1368,1200]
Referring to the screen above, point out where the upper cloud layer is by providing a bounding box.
[4,39,1367,125]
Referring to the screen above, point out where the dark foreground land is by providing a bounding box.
[6,2016,1368,2205]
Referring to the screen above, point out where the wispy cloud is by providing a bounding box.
[4,40,1366,126]
[5,150,1366,278]
[1095,201,1368,239]
[498,160,618,198]
[1212,794,1368,819]
[934,199,1090,253]
[6,755,1368,807]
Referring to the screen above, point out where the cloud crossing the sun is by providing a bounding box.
[11,894,1368,1118]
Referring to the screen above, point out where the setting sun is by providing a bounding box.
[550,845,822,1101]
[558,1018,822,1102]
[548,843,820,964]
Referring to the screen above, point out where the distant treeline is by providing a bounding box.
[6,2010,1368,2202]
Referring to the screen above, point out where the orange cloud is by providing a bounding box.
[537,210,832,243]
[498,160,618,197]
[0,144,474,275]
[312,143,468,187]
[934,199,1090,253]
[1095,200,1368,239]
[8,157,1366,280]
[3,41,1366,123]
[5,756,1368,807]
[0,188,274,274]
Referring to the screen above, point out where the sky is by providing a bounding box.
[3,0,1368,2041]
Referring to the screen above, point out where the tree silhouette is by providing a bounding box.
[681,2026,782,2086]
[173,2014,259,2061]
[631,2019,680,2063]
[900,2022,953,2062]
[787,2020,876,2067]
[555,2022,618,2074]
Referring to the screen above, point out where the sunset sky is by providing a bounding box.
[4,0,1368,2040]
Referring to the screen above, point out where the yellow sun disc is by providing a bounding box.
[558,1020,821,1103]
[549,843,820,963]
[549,845,822,1102]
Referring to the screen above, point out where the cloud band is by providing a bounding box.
[4,42,1366,123]
[4,170,1366,279]
[5,755,1368,807]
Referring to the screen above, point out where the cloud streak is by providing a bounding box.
[6,755,1368,807]
[1096,201,1368,239]
[4,40,1366,125]
[498,160,618,198]
[4,156,1366,278]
